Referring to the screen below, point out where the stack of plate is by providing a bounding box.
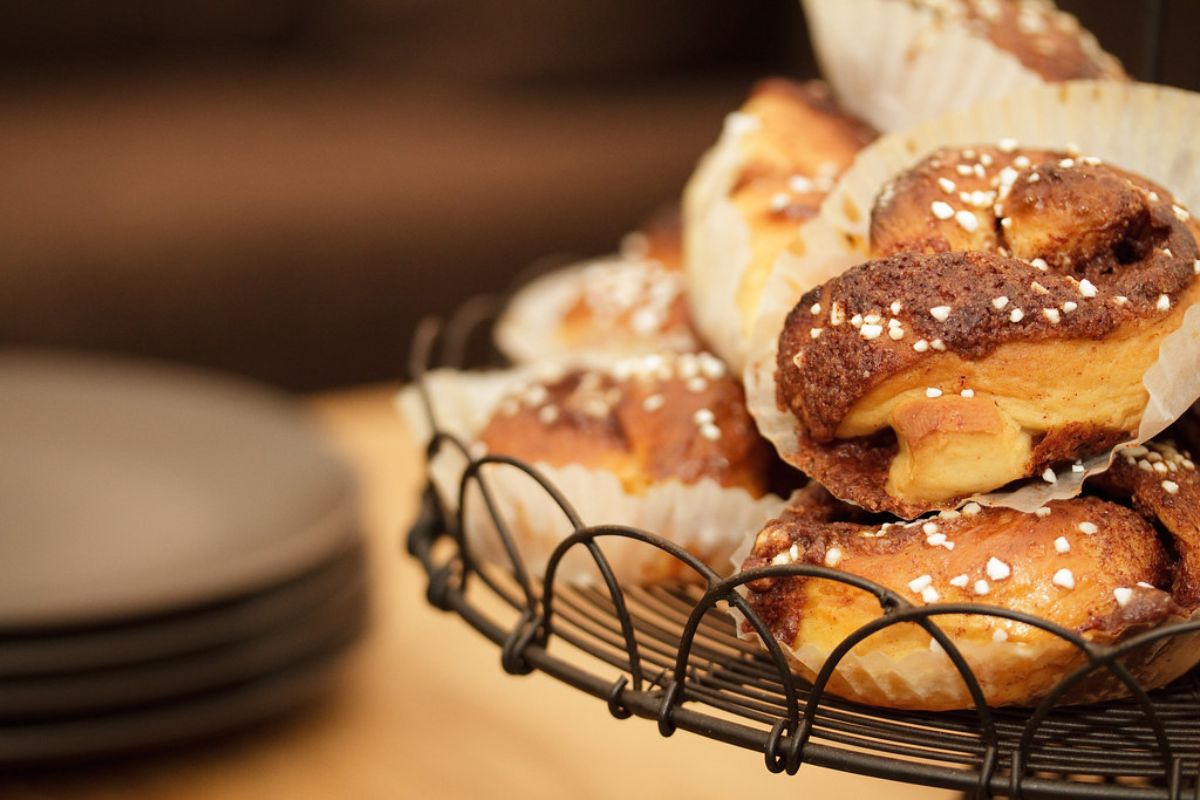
[0,352,366,766]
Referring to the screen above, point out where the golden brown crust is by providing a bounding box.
[898,0,1126,82]
[479,353,771,497]
[774,147,1200,515]
[741,491,1191,709]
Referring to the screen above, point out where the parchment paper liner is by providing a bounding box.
[803,0,1068,133]
[725,521,1200,709]
[745,80,1200,514]
[495,256,697,365]
[397,367,789,585]
[681,111,762,373]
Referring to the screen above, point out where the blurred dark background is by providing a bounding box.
[0,0,1195,390]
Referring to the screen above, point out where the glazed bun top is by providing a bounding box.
[479,352,771,496]
[897,0,1125,81]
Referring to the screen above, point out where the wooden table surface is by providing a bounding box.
[2,387,954,800]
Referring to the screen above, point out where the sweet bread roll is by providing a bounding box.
[739,442,1200,710]
[803,0,1125,132]
[399,353,789,585]
[774,147,1200,516]
[495,211,701,363]
[480,352,769,497]
[682,79,875,371]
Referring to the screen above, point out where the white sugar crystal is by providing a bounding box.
[908,574,933,593]
[986,557,1011,581]
[1052,568,1075,590]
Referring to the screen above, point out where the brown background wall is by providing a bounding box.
[0,1,1194,390]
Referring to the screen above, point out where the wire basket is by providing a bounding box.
[404,298,1200,799]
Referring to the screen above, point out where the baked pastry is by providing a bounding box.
[773,146,1200,516]
[398,353,788,584]
[738,437,1200,710]
[479,352,769,497]
[682,79,875,371]
[803,0,1125,132]
[495,210,702,363]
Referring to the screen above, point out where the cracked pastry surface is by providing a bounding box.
[739,438,1200,710]
[775,146,1200,516]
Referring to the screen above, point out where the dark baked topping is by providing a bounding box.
[779,247,1197,441]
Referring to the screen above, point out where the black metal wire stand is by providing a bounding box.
[404,302,1200,799]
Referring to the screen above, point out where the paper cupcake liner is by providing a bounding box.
[397,367,789,585]
[494,255,698,366]
[745,81,1200,513]
[682,111,762,372]
[803,0,1046,133]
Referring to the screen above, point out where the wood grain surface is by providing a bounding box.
[1,387,953,800]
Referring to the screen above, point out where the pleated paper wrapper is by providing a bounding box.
[681,111,762,373]
[744,81,1200,515]
[804,0,1050,133]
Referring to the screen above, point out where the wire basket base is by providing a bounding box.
[408,489,1200,799]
